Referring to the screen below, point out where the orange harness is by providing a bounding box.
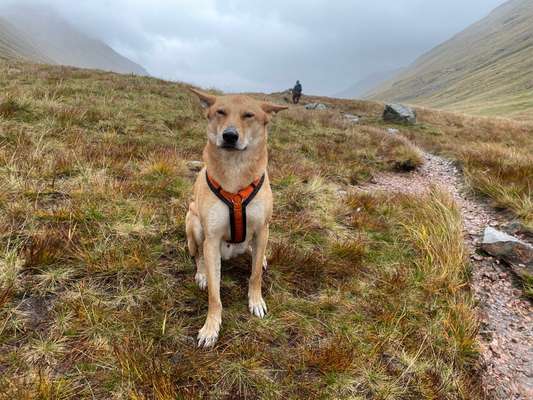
[206,171,265,244]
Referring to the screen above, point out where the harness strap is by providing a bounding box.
[206,171,265,244]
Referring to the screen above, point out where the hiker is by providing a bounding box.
[292,80,302,104]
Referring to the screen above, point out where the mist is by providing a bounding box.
[0,0,508,94]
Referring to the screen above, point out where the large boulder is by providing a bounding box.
[383,104,417,125]
[481,227,533,278]
[305,103,327,110]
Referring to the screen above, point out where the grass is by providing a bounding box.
[407,108,533,227]
[0,59,498,399]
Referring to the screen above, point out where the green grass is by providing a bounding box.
[0,60,486,399]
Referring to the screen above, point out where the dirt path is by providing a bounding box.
[358,148,533,399]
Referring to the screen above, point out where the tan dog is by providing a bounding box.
[186,89,287,347]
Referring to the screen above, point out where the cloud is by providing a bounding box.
[1,0,508,94]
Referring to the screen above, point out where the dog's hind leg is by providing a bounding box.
[186,203,207,290]
[247,245,268,270]
[185,204,198,256]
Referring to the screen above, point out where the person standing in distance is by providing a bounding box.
[292,80,302,104]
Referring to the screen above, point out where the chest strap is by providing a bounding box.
[206,171,265,244]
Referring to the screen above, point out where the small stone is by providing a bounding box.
[344,114,360,123]
[482,272,496,281]
[304,103,327,110]
[187,160,204,172]
[337,190,347,197]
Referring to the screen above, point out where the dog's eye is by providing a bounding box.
[243,112,255,119]
[216,109,226,116]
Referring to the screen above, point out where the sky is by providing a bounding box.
[2,0,508,95]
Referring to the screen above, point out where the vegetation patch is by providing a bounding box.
[409,109,533,226]
[0,60,484,399]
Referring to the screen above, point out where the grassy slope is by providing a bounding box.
[368,0,533,120]
[0,61,483,399]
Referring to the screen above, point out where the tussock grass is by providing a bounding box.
[0,95,26,118]
[406,108,533,224]
[381,135,424,172]
[0,60,481,398]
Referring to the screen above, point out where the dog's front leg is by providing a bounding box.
[197,236,222,348]
[249,223,269,318]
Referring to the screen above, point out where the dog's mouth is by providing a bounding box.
[220,143,247,151]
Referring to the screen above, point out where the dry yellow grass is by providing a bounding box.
[409,108,533,226]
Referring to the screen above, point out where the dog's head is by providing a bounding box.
[191,89,288,151]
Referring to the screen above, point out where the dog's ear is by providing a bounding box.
[190,88,217,108]
[260,102,289,115]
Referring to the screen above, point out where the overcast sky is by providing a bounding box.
[3,0,508,95]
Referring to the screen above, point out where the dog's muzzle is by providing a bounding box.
[221,127,239,149]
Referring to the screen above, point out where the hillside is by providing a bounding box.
[0,58,532,398]
[0,5,147,75]
[335,67,404,99]
[0,17,52,64]
[367,0,533,119]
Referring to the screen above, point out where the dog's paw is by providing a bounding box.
[195,272,207,290]
[248,296,267,318]
[197,319,221,348]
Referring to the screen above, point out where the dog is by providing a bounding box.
[186,89,287,347]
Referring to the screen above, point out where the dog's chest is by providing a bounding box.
[206,197,267,241]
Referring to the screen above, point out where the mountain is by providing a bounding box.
[367,0,533,119]
[0,16,53,63]
[0,4,147,76]
[335,67,404,99]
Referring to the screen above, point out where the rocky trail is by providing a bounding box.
[357,143,532,399]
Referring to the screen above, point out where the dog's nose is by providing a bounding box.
[222,127,239,145]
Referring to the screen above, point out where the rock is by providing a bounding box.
[387,128,400,135]
[482,272,496,281]
[502,221,524,234]
[304,103,327,110]
[501,220,533,240]
[481,227,533,278]
[187,160,204,172]
[383,103,417,125]
[344,114,360,123]
[336,189,347,197]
